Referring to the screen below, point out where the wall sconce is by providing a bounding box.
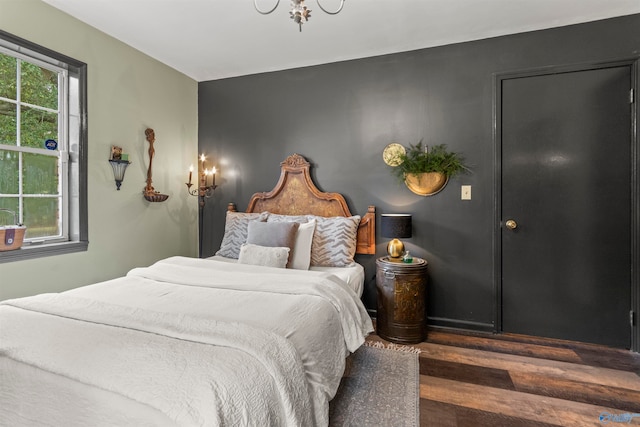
[381,213,412,261]
[186,154,217,208]
[108,145,130,190]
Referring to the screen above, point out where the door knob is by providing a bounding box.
[505,219,517,230]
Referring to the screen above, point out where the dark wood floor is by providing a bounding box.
[367,329,640,427]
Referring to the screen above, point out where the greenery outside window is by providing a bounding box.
[0,31,87,263]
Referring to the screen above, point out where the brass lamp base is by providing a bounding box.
[387,238,405,260]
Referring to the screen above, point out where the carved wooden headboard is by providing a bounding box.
[228,153,375,255]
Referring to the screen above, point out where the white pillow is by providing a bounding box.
[237,243,290,268]
[290,219,316,270]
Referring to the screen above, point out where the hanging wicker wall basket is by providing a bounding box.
[404,172,449,196]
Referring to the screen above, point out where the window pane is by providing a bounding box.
[23,196,60,239]
[20,105,58,149]
[0,149,19,194]
[1,32,88,261]
[20,61,58,109]
[23,152,58,194]
[0,197,19,226]
[0,100,17,145]
[0,53,17,100]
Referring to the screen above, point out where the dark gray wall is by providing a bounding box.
[198,14,640,331]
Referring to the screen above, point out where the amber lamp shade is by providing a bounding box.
[381,214,412,260]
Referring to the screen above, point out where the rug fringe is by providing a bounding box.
[363,340,421,354]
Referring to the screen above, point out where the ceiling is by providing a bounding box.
[41,0,640,82]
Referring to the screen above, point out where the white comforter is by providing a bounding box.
[0,256,374,427]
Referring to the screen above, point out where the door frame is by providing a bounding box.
[493,58,640,351]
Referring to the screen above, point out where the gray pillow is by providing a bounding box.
[246,221,300,267]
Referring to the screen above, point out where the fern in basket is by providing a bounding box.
[391,142,470,181]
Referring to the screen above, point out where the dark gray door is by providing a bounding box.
[500,65,632,348]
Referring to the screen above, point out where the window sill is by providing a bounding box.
[0,240,88,263]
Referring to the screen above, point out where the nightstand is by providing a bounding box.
[375,256,428,344]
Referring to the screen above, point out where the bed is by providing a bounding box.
[0,154,376,427]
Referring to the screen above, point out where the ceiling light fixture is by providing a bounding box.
[254,0,345,32]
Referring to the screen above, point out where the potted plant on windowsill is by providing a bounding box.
[389,142,470,196]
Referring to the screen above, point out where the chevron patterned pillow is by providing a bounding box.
[307,215,360,267]
[266,213,309,224]
[215,211,268,259]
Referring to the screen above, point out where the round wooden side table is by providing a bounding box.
[376,256,428,344]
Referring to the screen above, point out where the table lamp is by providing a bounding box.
[381,213,412,261]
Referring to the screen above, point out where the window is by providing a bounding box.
[0,30,87,262]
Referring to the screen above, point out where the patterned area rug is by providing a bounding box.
[329,341,420,427]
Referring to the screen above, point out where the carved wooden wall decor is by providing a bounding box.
[143,128,169,202]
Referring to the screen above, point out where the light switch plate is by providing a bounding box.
[461,185,471,200]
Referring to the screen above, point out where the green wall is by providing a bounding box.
[0,0,199,300]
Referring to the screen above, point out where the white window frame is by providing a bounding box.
[0,30,87,263]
